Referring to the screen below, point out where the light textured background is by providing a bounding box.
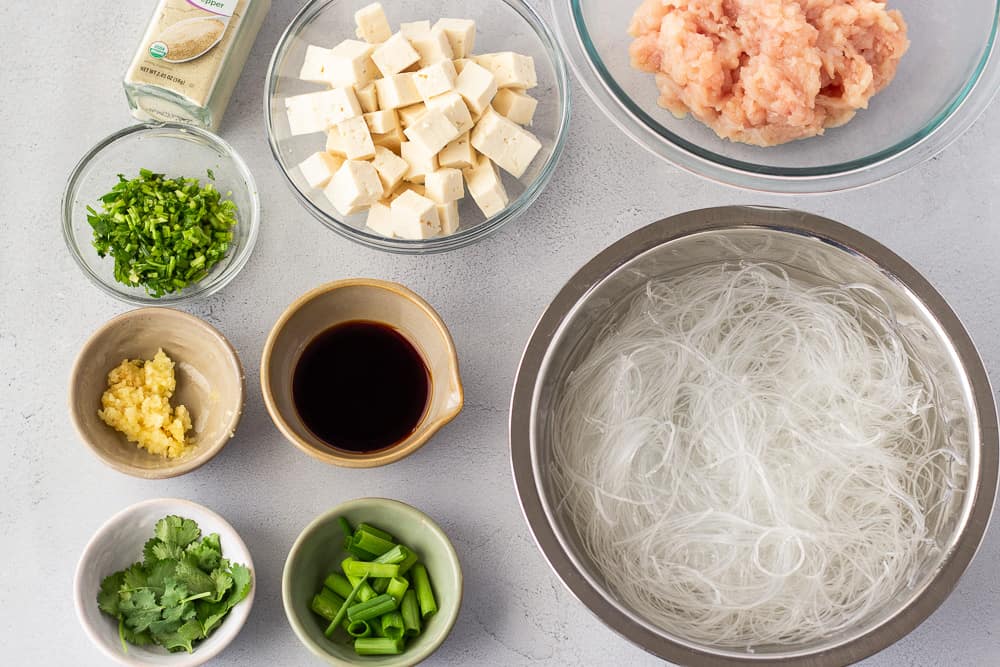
[1,1,998,665]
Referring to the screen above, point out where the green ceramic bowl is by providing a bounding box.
[283,498,463,666]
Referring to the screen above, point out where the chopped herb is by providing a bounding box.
[97,515,252,654]
[87,170,238,297]
[206,168,215,180]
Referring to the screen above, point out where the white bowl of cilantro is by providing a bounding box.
[74,498,255,666]
[62,123,260,305]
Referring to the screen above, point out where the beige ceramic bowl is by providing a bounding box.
[69,308,245,479]
[261,279,463,467]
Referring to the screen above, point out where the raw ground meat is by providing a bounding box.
[628,0,909,146]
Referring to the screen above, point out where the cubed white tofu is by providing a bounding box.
[463,154,508,217]
[400,140,437,183]
[390,190,441,239]
[454,62,498,116]
[400,20,431,39]
[397,102,427,128]
[322,39,377,87]
[364,110,398,134]
[326,128,346,156]
[372,32,420,76]
[434,18,476,58]
[404,108,461,155]
[373,126,405,152]
[335,115,376,160]
[438,132,477,169]
[384,181,426,203]
[374,73,421,109]
[470,107,542,178]
[298,151,345,189]
[356,82,379,113]
[354,3,391,44]
[409,26,453,67]
[426,91,473,134]
[413,60,457,101]
[452,58,470,74]
[366,201,395,237]
[437,200,460,234]
[492,88,538,125]
[473,52,537,89]
[424,168,464,204]
[299,44,332,83]
[325,160,384,215]
[372,145,410,192]
[285,88,362,135]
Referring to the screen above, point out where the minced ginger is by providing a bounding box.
[98,349,193,458]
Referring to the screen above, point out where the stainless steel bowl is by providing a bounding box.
[510,206,998,665]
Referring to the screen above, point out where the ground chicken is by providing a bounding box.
[628,0,909,146]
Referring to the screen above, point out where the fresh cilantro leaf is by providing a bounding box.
[160,580,189,609]
[154,516,201,548]
[142,537,161,565]
[186,533,222,571]
[145,559,177,591]
[158,619,204,653]
[120,620,154,650]
[228,563,252,606]
[120,589,162,632]
[207,568,233,603]
[174,556,215,595]
[98,571,125,617]
[122,562,148,591]
[148,617,182,637]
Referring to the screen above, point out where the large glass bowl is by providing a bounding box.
[551,0,1000,193]
[62,123,260,305]
[265,0,570,253]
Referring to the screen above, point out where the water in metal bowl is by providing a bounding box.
[510,206,998,665]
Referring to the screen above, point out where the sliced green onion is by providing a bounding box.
[380,611,405,641]
[401,590,421,637]
[324,574,368,638]
[351,530,396,556]
[411,564,437,618]
[347,594,398,622]
[342,559,378,602]
[311,587,346,621]
[386,576,409,602]
[324,572,353,600]
[347,619,372,638]
[372,577,390,594]
[344,561,400,579]
[356,523,394,542]
[354,637,404,656]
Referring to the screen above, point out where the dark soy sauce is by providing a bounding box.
[293,320,430,453]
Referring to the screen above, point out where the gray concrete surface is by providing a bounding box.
[1,1,998,665]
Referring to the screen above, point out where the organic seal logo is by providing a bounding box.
[149,41,168,59]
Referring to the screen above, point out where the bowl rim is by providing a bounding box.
[260,278,464,468]
[68,306,246,479]
[549,0,1000,193]
[281,497,464,666]
[61,122,261,304]
[73,497,256,667]
[263,0,572,254]
[509,205,1000,665]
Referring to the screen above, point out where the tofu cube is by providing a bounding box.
[364,109,398,134]
[426,91,473,134]
[424,168,465,203]
[463,154,508,217]
[335,115,376,160]
[454,62,498,116]
[326,128,346,156]
[356,82,379,113]
[285,88,361,135]
[400,140,437,183]
[299,44,331,83]
[434,19,476,58]
[323,39,378,87]
[372,145,410,192]
[492,88,538,125]
[372,32,420,76]
[470,108,542,178]
[437,200,460,235]
[298,151,345,189]
[375,73,421,109]
[438,132,477,169]
[473,52,537,89]
[390,190,441,239]
[413,60,457,101]
[397,103,427,128]
[404,108,461,155]
[373,126,405,152]
[325,160,384,215]
[354,3,391,44]
[409,26,453,67]
[366,202,395,237]
[384,181,426,204]
[452,58,470,74]
[400,20,431,39]
[285,99,326,136]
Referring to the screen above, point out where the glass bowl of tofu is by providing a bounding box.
[265,0,571,253]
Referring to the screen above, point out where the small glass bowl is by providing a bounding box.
[62,123,260,305]
[264,0,571,254]
[551,0,1000,193]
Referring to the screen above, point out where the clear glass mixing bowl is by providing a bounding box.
[551,0,1000,193]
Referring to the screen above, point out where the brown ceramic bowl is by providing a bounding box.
[69,308,245,479]
[261,278,464,468]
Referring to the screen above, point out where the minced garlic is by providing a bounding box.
[98,349,193,459]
